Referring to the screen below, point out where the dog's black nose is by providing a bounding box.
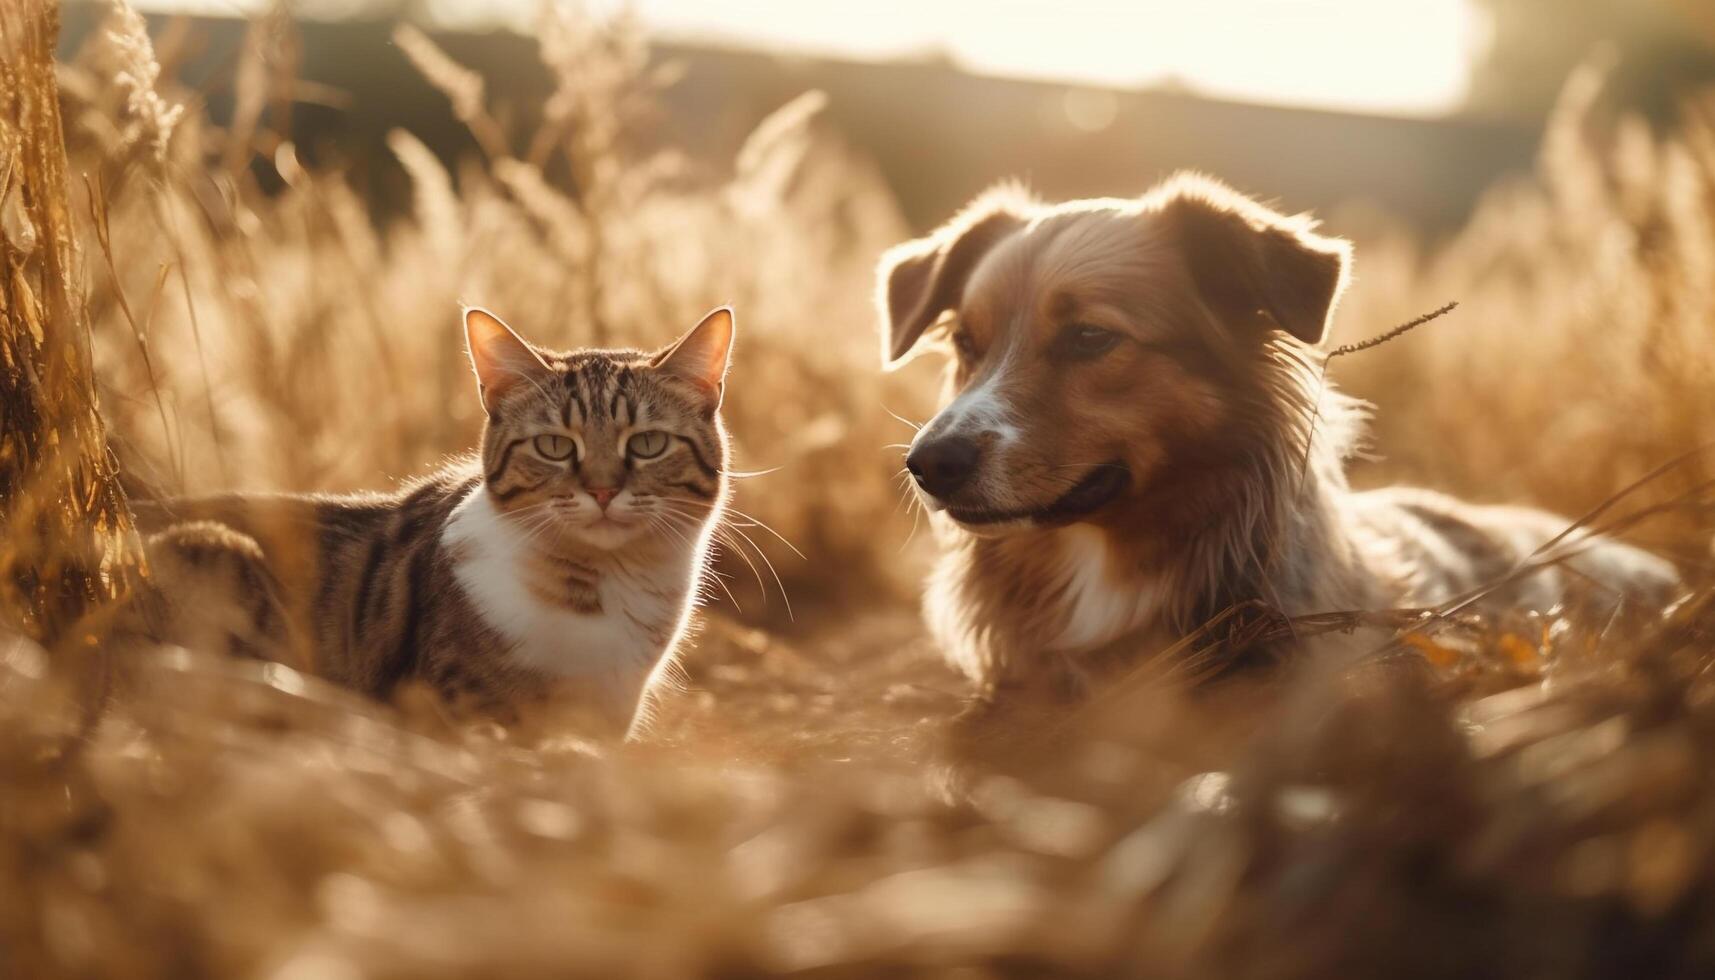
[907,436,980,498]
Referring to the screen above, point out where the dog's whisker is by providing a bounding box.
[882,405,925,431]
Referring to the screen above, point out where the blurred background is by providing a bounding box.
[65,0,1715,229]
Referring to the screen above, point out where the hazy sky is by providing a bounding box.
[137,0,1485,116]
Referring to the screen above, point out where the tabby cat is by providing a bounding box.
[133,306,735,734]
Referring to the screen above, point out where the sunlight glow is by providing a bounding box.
[623,0,1484,115]
[134,0,1484,116]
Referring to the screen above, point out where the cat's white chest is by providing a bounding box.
[442,488,692,709]
[1046,526,1160,652]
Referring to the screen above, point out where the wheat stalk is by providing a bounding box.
[1326,300,1460,360]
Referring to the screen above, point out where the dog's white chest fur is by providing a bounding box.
[442,487,692,710]
[1046,526,1160,652]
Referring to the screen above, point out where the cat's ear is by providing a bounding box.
[653,306,735,410]
[464,307,549,411]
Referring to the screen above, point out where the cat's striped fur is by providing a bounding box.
[132,307,735,733]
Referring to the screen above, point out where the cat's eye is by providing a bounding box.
[626,430,670,460]
[533,434,577,461]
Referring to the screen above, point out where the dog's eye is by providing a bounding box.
[533,434,578,461]
[1056,324,1123,360]
[951,328,979,361]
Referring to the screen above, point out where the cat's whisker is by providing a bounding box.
[655,501,790,618]
[715,521,794,622]
[499,501,569,541]
[692,552,740,614]
[644,511,696,550]
[503,506,557,533]
[708,504,806,561]
[713,526,771,607]
[698,560,745,614]
[647,513,742,613]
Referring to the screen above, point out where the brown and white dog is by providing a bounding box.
[879,173,1677,696]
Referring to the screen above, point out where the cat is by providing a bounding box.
[131,306,735,735]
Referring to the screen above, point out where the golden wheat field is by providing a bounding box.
[6,2,1715,977]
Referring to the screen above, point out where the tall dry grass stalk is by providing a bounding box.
[1334,63,1715,552]
[0,0,143,657]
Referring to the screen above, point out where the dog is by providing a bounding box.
[878,173,1679,697]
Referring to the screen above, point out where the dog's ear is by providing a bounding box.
[875,187,1030,368]
[1155,173,1350,346]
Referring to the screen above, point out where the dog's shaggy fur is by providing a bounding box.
[879,174,1678,695]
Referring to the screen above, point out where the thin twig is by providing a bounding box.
[154,185,230,483]
[1326,301,1459,360]
[85,172,181,488]
[1295,301,1460,499]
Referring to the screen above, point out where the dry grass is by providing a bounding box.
[5,3,1715,977]
[1331,63,1715,544]
[0,0,144,725]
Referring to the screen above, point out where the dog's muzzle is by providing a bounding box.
[905,435,980,499]
[907,426,1130,526]
[944,462,1130,527]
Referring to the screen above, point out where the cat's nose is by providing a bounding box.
[587,486,620,510]
[906,436,980,498]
